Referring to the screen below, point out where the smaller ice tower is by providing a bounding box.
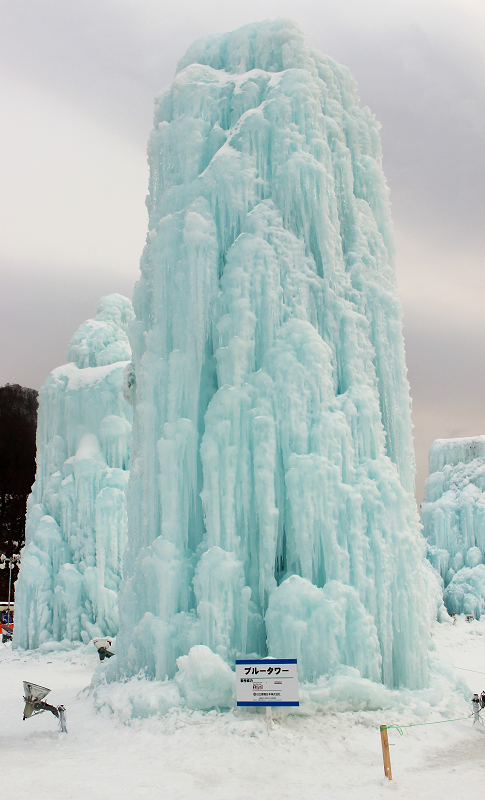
[424,436,485,619]
[14,294,134,648]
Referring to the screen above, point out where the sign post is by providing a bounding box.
[235,659,299,719]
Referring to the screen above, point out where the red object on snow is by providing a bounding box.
[1,623,13,640]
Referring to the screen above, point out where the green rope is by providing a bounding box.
[384,724,404,735]
[454,666,485,675]
[383,714,473,735]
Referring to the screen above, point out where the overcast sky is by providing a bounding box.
[0,0,484,504]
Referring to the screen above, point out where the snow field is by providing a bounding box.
[2,616,485,800]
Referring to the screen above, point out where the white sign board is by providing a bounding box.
[235,659,299,706]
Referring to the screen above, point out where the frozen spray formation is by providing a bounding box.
[113,19,429,691]
[14,294,134,648]
[424,437,485,619]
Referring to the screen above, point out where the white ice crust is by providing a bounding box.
[112,19,430,694]
[423,435,485,619]
[14,294,134,647]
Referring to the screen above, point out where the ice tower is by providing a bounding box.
[424,436,485,619]
[116,20,429,689]
[14,295,134,648]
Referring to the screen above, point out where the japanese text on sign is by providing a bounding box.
[235,659,299,706]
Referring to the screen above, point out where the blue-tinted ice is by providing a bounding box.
[113,20,430,689]
[424,436,485,619]
[13,295,134,647]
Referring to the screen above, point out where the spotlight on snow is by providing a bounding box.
[23,681,67,733]
[93,637,115,661]
[471,693,485,725]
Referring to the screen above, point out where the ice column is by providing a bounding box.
[423,436,485,619]
[116,20,429,689]
[14,294,134,648]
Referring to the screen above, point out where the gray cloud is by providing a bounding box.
[0,261,138,389]
[1,0,484,503]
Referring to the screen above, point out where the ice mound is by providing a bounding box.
[93,644,235,715]
[112,19,431,694]
[92,623,466,718]
[423,436,485,618]
[174,645,236,709]
[14,295,134,648]
[444,565,485,618]
[265,575,382,683]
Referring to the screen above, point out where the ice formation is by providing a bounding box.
[423,436,485,619]
[14,295,134,648]
[117,19,428,692]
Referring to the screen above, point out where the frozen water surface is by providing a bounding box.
[111,19,431,696]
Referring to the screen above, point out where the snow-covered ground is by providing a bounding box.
[2,617,485,800]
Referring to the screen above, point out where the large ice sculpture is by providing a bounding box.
[115,19,429,689]
[14,294,134,648]
[423,436,485,619]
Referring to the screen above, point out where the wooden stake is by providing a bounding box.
[266,705,273,732]
[380,725,392,780]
